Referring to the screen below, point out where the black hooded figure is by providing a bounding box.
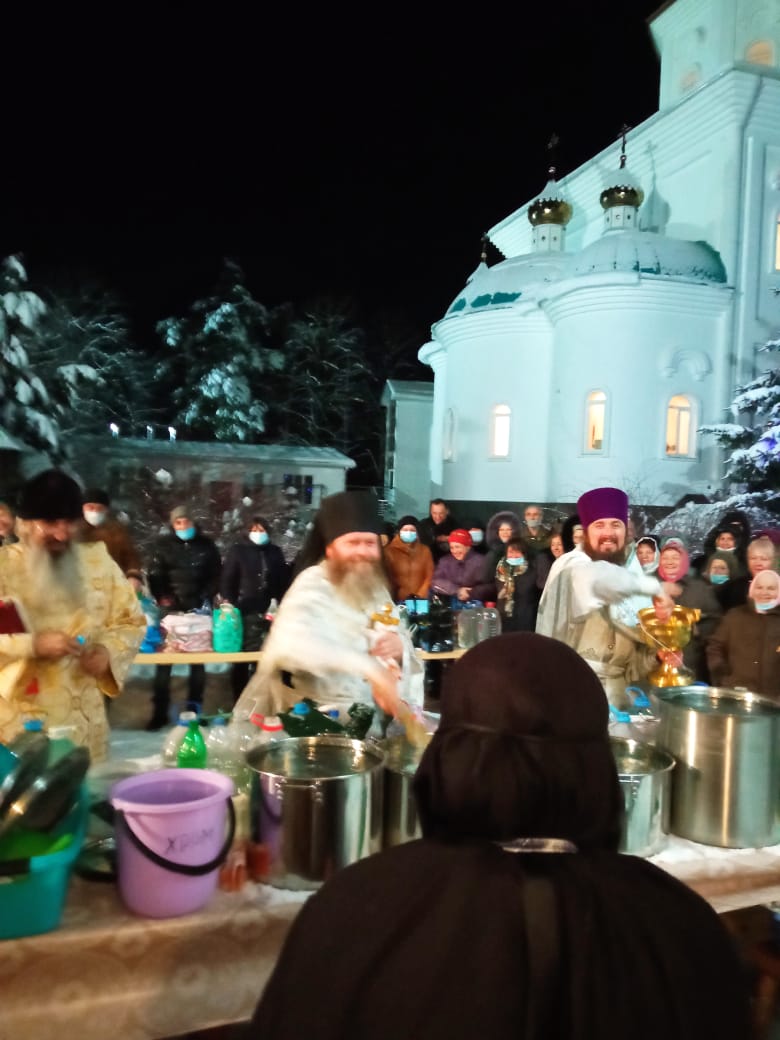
[247,633,750,1040]
[560,512,583,553]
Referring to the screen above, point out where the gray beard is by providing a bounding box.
[326,559,389,612]
[23,542,86,625]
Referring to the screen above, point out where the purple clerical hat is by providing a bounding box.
[577,487,628,530]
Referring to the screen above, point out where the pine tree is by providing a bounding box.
[699,336,780,513]
[155,259,285,441]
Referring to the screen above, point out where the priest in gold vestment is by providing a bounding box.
[0,470,145,762]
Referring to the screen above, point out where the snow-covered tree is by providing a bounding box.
[155,260,285,441]
[267,301,374,455]
[700,336,780,513]
[31,286,157,438]
[0,256,66,457]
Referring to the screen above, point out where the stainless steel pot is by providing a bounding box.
[383,737,427,847]
[610,737,675,857]
[655,686,780,849]
[246,736,385,890]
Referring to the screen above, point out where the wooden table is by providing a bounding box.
[134,648,466,665]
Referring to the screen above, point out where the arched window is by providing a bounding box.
[666,394,696,457]
[443,407,456,461]
[745,40,773,66]
[490,404,511,458]
[585,391,607,453]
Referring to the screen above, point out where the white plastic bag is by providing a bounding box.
[161,611,213,652]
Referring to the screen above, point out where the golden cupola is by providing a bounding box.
[600,130,644,230]
[527,166,572,253]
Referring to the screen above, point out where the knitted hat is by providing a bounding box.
[169,505,193,525]
[82,487,110,507]
[397,515,419,530]
[704,549,739,579]
[577,487,628,530]
[17,469,83,521]
[448,529,473,547]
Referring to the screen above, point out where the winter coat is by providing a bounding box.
[431,550,496,603]
[383,536,434,602]
[77,516,143,581]
[517,522,552,552]
[706,604,780,701]
[219,538,290,614]
[418,514,459,562]
[148,527,222,612]
[675,574,723,682]
[495,557,544,632]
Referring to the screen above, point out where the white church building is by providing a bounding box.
[388,0,780,517]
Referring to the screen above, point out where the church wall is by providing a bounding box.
[434,314,554,503]
[543,281,732,506]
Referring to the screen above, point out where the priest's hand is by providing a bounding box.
[370,630,403,663]
[34,631,84,659]
[79,644,111,678]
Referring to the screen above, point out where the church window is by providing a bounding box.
[666,395,696,457]
[490,404,511,458]
[585,391,607,453]
[443,408,457,461]
[745,40,773,66]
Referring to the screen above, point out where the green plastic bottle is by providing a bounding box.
[176,717,208,768]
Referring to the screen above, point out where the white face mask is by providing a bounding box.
[469,530,484,544]
[249,531,269,546]
[83,509,106,527]
[399,530,417,544]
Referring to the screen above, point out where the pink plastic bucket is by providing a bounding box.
[110,769,235,918]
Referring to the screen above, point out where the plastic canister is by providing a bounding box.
[457,602,480,649]
[476,602,501,642]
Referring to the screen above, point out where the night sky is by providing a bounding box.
[3,2,662,354]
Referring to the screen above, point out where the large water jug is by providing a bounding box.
[476,602,501,642]
[457,602,480,649]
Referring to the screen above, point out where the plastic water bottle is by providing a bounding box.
[163,710,199,767]
[176,716,208,768]
[257,715,284,745]
[457,602,480,649]
[476,602,501,642]
[205,714,232,773]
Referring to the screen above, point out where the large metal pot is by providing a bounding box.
[383,738,427,847]
[246,736,385,890]
[655,686,780,849]
[610,737,675,857]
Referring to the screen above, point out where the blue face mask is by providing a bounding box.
[176,527,195,541]
[250,531,269,546]
[755,599,778,612]
[710,573,729,585]
[399,530,417,544]
[469,530,484,544]
[507,556,525,567]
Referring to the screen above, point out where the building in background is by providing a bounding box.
[404,0,780,512]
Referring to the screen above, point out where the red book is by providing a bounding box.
[0,599,28,635]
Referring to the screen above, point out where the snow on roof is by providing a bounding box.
[569,229,727,283]
[445,252,568,316]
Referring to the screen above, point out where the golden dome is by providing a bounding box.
[600,183,645,210]
[527,168,572,226]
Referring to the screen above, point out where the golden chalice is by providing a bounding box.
[636,605,701,688]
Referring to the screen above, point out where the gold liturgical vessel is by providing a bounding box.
[637,605,701,688]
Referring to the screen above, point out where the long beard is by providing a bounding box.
[22,542,86,626]
[326,559,388,612]
[582,541,627,566]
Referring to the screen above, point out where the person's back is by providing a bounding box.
[247,634,749,1040]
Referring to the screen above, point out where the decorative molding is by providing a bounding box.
[660,347,713,381]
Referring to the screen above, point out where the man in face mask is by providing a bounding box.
[220,517,291,700]
[146,505,222,729]
[536,487,678,707]
[77,488,143,590]
[519,504,552,551]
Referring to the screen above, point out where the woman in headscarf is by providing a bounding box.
[707,569,780,700]
[247,633,749,1040]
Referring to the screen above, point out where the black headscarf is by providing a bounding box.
[247,634,750,1040]
[415,633,622,851]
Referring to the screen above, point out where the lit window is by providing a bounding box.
[443,408,456,461]
[745,40,773,66]
[666,395,696,457]
[585,391,607,452]
[490,404,511,458]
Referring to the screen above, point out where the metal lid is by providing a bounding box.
[655,686,780,718]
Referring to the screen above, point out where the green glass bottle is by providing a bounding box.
[176,717,208,768]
